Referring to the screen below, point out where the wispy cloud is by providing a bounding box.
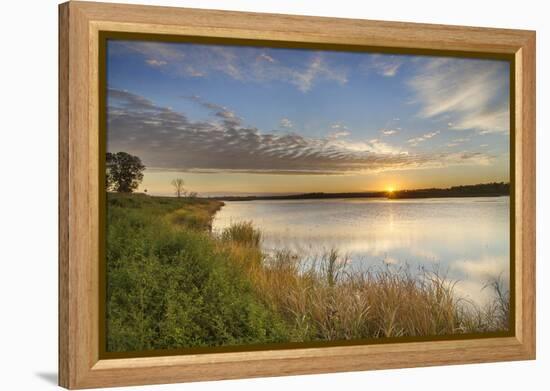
[110,41,348,93]
[409,58,509,134]
[188,95,242,128]
[407,131,440,146]
[257,53,275,63]
[279,118,293,129]
[107,89,493,175]
[331,123,346,129]
[446,137,471,148]
[327,130,351,139]
[292,56,348,92]
[367,54,404,77]
[327,123,351,139]
[145,59,167,67]
[453,137,470,143]
[381,129,398,136]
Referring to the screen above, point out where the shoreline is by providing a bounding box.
[210,182,510,202]
[214,193,510,202]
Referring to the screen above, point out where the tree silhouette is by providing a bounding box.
[171,178,186,198]
[106,152,145,193]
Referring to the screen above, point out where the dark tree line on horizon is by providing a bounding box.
[216,182,510,201]
[388,182,510,199]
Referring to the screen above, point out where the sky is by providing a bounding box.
[106,39,510,196]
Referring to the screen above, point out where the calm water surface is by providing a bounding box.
[212,197,510,305]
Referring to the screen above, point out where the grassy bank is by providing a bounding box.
[106,193,289,352]
[106,194,509,352]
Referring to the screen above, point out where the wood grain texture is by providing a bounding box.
[58,1,536,388]
[517,34,536,354]
[59,1,98,388]
[58,3,70,387]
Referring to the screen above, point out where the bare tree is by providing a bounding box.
[171,178,186,198]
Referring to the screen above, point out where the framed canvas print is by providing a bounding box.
[59,1,536,389]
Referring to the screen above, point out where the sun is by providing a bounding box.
[386,186,395,193]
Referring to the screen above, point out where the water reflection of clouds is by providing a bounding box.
[450,255,509,306]
[452,255,509,280]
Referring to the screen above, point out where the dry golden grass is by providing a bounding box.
[220,223,510,341]
[221,221,261,247]
[168,200,223,231]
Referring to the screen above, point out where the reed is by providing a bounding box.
[221,221,261,247]
[219,223,510,340]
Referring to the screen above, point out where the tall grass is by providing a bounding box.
[220,224,510,341]
[221,221,261,247]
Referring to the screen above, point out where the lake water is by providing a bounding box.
[212,197,510,306]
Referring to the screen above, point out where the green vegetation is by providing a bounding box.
[106,194,509,352]
[106,194,288,352]
[106,152,145,193]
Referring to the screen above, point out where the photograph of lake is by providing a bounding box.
[104,37,511,354]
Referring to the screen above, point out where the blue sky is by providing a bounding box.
[106,39,510,195]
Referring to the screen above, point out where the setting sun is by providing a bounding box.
[387,186,395,193]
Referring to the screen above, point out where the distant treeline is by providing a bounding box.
[215,191,386,201]
[389,182,509,199]
[213,182,510,201]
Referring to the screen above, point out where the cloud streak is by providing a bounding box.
[279,118,293,129]
[107,89,494,175]
[409,58,509,134]
[407,131,440,146]
[367,54,403,77]
[110,41,348,93]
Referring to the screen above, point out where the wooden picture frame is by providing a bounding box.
[59,1,536,389]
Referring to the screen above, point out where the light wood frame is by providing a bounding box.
[59,1,536,389]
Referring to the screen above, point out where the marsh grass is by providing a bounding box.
[220,226,510,340]
[106,194,510,352]
[221,221,261,247]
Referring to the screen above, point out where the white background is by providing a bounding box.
[0,0,546,389]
